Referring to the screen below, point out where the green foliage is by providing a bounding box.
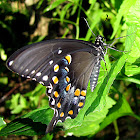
[0,0,140,139]
[0,117,6,131]
[6,84,47,114]
[0,44,7,61]
[0,77,8,85]
[0,107,53,136]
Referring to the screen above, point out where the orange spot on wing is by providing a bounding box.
[54,64,59,72]
[57,102,61,108]
[66,76,70,83]
[54,91,59,98]
[65,67,69,72]
[66,84,71,91]
[74,89,80,96]
[68,110,73,115]
[60,112,64,117]
[65,55,72,64]
[78,102,84,107]
[52,76,58,84]
[81,90,86,96]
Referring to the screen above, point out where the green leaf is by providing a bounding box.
[0,107,53,136]
[71,0,79,16]
[111,0,137,38]
[22,106,53,125]
[125,64,140,76]
[0,118,46,136]
[24,84,47,108]
[0,117,6,130]
[60,3,73,23]
[86,53,127,115]
[8,93,27,114]
[125,0,140,63]
[64,96,115,136]
[124,26,137,51]
[43,0,66,13]
[9,93,20,110]
[0,77,8,85]
[41,134,53,140]
[124,0,140,79]
[97,94,138,133]
[0,48,7,61]
[120,77,140,85]
[36,0,44,9]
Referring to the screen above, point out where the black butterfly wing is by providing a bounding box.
[46,51,100,133]
[6,39,101,133]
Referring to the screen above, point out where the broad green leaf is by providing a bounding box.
[97,94,138,133]
[124,0,140,79]
[125,0,140,63]
[0,118,46,136]
[111,0,137,38]
[22,106,53,125]
[124,25,137,52]
[0,107,53,136]
[64,96,115,136]
[86,53,127,115]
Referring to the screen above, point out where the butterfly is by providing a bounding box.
[6,35,110,133]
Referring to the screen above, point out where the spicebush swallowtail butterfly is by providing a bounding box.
[7,35,116,133]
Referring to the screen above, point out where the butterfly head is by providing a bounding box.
[94,35,106,56]
[94,35,104,46]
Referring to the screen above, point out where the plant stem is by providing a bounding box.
[75,0,83,39]
[113,120,119,140]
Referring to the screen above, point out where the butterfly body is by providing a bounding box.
[7,35,106,133]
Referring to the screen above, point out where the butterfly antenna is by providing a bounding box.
[82,17,96,37]
[106,45,126,52]
[106,32,136,52]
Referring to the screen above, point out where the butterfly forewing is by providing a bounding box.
[6,38,104,133]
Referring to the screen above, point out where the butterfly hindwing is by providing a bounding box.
[45,51,100,133]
